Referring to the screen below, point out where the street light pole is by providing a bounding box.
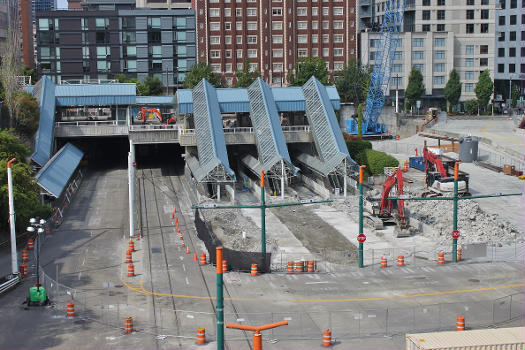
[7,158,18,276]
[216,247,224,350]
[260,171,266,254]
[452,162,459,263]
[395,74,399,113]
[358,165,366,268]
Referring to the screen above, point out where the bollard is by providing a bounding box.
[199,253,207,265]
[437,251,445,265]
[196,327,206,345]
[20,264,28,277]
[125,250,133,263]
[457,247,462,261]
[397,255,405,267]
[250,263,258,276]
[27,238,34,250]
[66,302,75,318]
[222,260,228,272]
[22,249,28,262]
[128,240,135,252]
[287,261,294,274]
[194,252,198,261]
[322,329,332,347]
[294,261,304,274]
[127,264,135,277]
[380,257,387,268]
[124,317,133,334]
[307,260,315,273]
[456,315,465,331]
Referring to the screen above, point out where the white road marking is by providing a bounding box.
[185,277,189,285]
[179,256,184,261]
[305,281,331,285]
[182,264,186,272]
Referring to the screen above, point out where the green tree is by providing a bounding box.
[183,62,222,89]
[443,69,462,112]
[0,131,52,235]
[288,57,330,86]
[357,102,365,136]
[142,76,164,96]
[474,69,493,111]
[405,67,425,112]
[335,58,372,104]
[22,65,37,84]
[233,59,260,88]
[14,91,39,135]
[464,99,478,115]
[511,85,520,108]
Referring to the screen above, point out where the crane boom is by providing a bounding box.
[363,0,405,134]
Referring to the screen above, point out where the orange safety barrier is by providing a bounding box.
[380,257,387,268]
[287,261,294,274]
[294,261,304,274]
[251,263,258,276]
[20,264,28,277]
[125,250,132,263]
[199,253,207,265]
[22,249,28,262]
[403,161,408,172]
[178,227,181,234]
[124,317,133,334]
[222,260,228,272]
[456,315,465,331]
[128,240,135,252]
[457,247,462,261]
[227,320,288,350]
[307,260,315,273]
[322,329,332,347]
[179,234,183,240]
[396,134,400,141]
[397,255,405,267]
[186,247,190,254]
[66,302,75,318]
[27,238,34,250]
[175,217,179,225]
[196,327,206,345]
[437,251,445,265]
[181,242,185,248]
[127,264,135,277]
[194,253,198,261]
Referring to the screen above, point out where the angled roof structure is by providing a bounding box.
[31,76,56,166]
[35,143,84,198]
[55,83,136,106]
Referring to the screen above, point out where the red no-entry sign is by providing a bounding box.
[451,230,460,239]
[357,234,366,243]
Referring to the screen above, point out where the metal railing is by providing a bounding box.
[55,120,125,127]
[129,124,180,131]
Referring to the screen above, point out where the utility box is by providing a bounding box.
[409,156,425,171]
[458,136,478,163]
[406,327,525,350]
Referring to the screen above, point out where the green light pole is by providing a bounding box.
[452,162,459,263]
[216,247,224,350]
[260,172,266,254]
[358,165,366,268]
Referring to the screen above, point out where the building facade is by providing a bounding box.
[135,0,191,9]
[195,0,358,87]
[35,9,196,90]
[360,0,496,108]
[494,0,525,104]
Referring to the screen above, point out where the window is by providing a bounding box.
[323,48,329,57]
[236,50,242,58]
[413,64,424,72]
[465,45,474,54]
[465,58,474,67]
[298,35,307,43]
[247,8,257,16]
[298,49,308,57]
[392,64,402,72]
[236,8,242,16]
[210,64,220,72]
[236,22,243,30]
[437,24,445,31]
[369,51,376,60]
[312,35,318,43]
[272,35,283,44]
[177,46,187,56]
[249,63,258,72]
[176,31,187,42]
[437,10,445,20]
[248,35,257,44]
[422,10,430,20]
[236,36,242,44]
[225,36,232,44]
[509,15,517,25]
[273,63,283,72]
[125,60,136,72]
[523,14,525,24]
[297,7,307,15]
[210,50,220,58]
[210,22,220,31]
[95,18,108,29]
[272,22,283,30]
[480,45,488,54]
[433,76,445,85]
[423,0,430,4]
[498,47,505,57]
[334,62,344,71]
[467,0,474,4]
[466,24,474,33]
[225,50,231,58]
[466,10,474,20]
[273,49,283,57]
[422,24,431,31]
[481,23,489,33]
[481,9,489,19]
[434,38,445,46]
[509,63,515,73]
[97,61,110,72]
[323,34,329,43]
[393,51,402,60]
[225,22,231,30]
[465,83,474,92]
[334,34,343,43]
[236,63,243,71]
[209,8,220,17]
[312,48,318,57]
[333,48,343,56]
[438,0,445,4]
[210,36,220,45]
[333,7,343,15]
[480,58,488,66]
[272,8,282,15]
[39,18,50,30]
[176,17,187,29]
[413,51,424,60]
[499,16,506,25]
[82,46,90,59]
[434,63,445,72]
[481,0,489,3]
[522,31,525,40]
[148,31,161,43]
[96,46,109,58]
[247,49,257,58]
[500,0,505,8]
[510,31,516,41]
[435,50,445,59]
[413,38,424,47]
[522,47,525,56]
[465,71,474,80]
[322,7,329,15]
[150,46,162,57]
[510,0,517,7]
[333,21,343,29]
[521,64,525,73]
[247,22,257,30]
[224,8,231,16]
[509,47,516,57]
[322,21,329,29]
[312,21,318,29]
[498,32,505,41]
[298,22,307,29]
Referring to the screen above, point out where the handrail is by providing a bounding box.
[129,124,180,131]
[55,121,123,126]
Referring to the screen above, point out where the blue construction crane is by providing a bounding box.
[348,0,405,135]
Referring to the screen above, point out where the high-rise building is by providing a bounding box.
[494,0,525,105]
[0,0,19,55]
[360,0,496,109]
[195,0,358,87]
[21,0,35,68]
[35,8,196,90]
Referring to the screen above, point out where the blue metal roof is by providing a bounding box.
[35,143,84,198]
[136,96,176,105]
[216,88,250,113]
[55,83,136,106]
[31,76,56,166]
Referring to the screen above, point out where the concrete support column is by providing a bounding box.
[217,184,221,202]
[128,140,135,238]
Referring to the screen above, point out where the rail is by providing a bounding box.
[55,121,124,127]
[129,124,180,131]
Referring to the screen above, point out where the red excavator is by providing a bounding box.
[422,147,470,197]
[373,167,408,234]
[135,107,176,125]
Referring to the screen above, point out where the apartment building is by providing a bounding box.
[494,0,525,103]
[35,8,196,90]
[195,0,358,87]
[361,0,496,108]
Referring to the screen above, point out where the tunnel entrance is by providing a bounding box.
[135,143,185,174]
[57,137,129,169]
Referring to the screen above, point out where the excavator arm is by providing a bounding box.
[379,168,406,226]
[423,147,447,177]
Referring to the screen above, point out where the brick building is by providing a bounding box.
[195,0,358,87]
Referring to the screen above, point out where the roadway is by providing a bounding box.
[0,164,523,349]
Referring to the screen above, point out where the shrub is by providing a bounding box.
[353,148,399,176]
[346,139,372,159]
[464,99,478,115]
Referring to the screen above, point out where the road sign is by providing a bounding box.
[451,230,460,239]
[357,234,366,243]
[300,199,314,204]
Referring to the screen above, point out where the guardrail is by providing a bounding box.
[0,274,20,294]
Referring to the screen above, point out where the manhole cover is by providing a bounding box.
[468,278,480,283]
[151,248,161,253]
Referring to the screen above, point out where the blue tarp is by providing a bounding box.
[35,143,84,198]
